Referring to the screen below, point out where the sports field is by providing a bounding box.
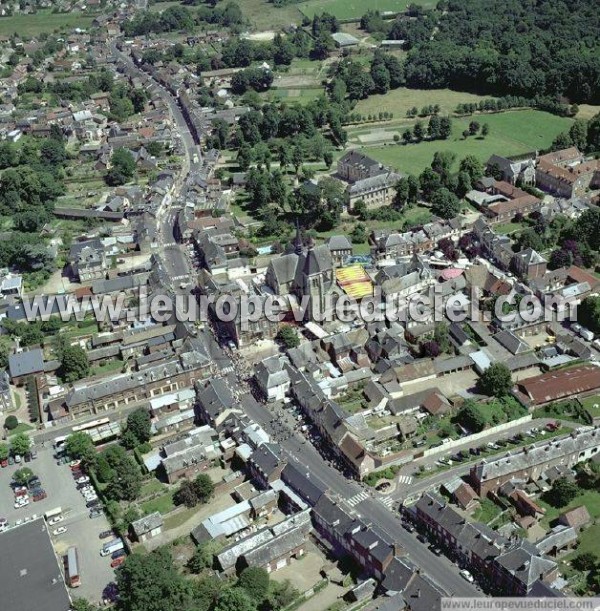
[299,0,434,19]
[0,10,95,36]
[357,109,573,175]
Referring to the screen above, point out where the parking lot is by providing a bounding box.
[0,445,116,605]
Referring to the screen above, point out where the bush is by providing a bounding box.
[4,415,18,431]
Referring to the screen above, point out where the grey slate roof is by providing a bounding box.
[8,348,44,378]
[131,511,164,537]
[472,427,600,483]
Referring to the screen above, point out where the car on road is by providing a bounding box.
[48,516,64,525]
[429,545,443,556]
[402,522,416,533]
[99,530,113,539]
[52,526,67,536]
[460,569,475,583]
[110,556,126,568]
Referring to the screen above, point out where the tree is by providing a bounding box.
[468,121,480,135]
[323,150,333,169]
[459,155,484,182]
[194,473,214,503]
[481,123,489,137]
[4,415,18,431]
[276,325,300,349]
[456,400,488,433]
[238,566,270,604]
[214,588,256,611]
[546,477,580,508]
[413,120,425,142]
[430,188,460,219]
[125,409,152,446]
[439,116,452,139]
[478,363,512,397]
[351,223,367,244]
[106,148,135,186]
[116,547,193,611]
[0,443,9,461]
[10,433,31,457]
[187,540,221,573]
[65,432,97,467]
[578,296,600,334]
[59,345,90,382]
[102,445,142,502]
[175,480,199,508]
[572,552,599,572]
[13,467,35,485]
[268,580,299,610]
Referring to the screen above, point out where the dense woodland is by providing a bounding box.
[383,0,600,103]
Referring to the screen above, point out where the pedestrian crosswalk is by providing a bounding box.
[220,365,235,374]
[347,491,369,507]
[172,274,189,281]
[397,475,413,486]
[163,242,177,248]
[379,496,395,509]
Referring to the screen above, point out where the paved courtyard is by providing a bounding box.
[0,445,116,605]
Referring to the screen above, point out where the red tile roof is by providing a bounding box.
[518,366,600,405]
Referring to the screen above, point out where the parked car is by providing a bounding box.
[110,556,126,568]
[429,545,443,556]
[48,516,64,526]
[70,460,82,470]
[99,530,113,539]
[76,476,90,485]
[89,509,103,519]
[33,492,47,502]
[14,454,21,464]
[86,499,101,509]
[1,459,7,468]
[460,569,474,583]
[403,522,416,533]
[111,549,126,560]
[52,526,67,536]
[417,534,428,544]
[8,456,14,466]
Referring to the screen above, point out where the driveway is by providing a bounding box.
[0,446,116,605]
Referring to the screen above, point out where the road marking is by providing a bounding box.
[397,475,413,485]
[347,491,369,507]
[379,496,395,509]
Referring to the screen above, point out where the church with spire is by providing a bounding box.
[265,223,335,320]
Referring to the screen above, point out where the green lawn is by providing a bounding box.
[298,0,434,19]
[237,0,303,30]
[358,109,573,175]
[91,360,125,377]
[0,10,95,36]
[473,498,504,525]
[140,479,168,498]
[495,222,526,235]
[579,395,600,419]
[538,489,600,529]
[140,491,175,516]
[354,87,490,119]
[8,422,33,436]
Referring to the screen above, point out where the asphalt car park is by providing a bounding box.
[0,444,116,605]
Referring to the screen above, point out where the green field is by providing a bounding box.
[0,11,95,36]
[299,0,434,20]
[357,109,573,175]
[354,87,490,119]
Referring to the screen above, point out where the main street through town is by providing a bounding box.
[36,43,482,597]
